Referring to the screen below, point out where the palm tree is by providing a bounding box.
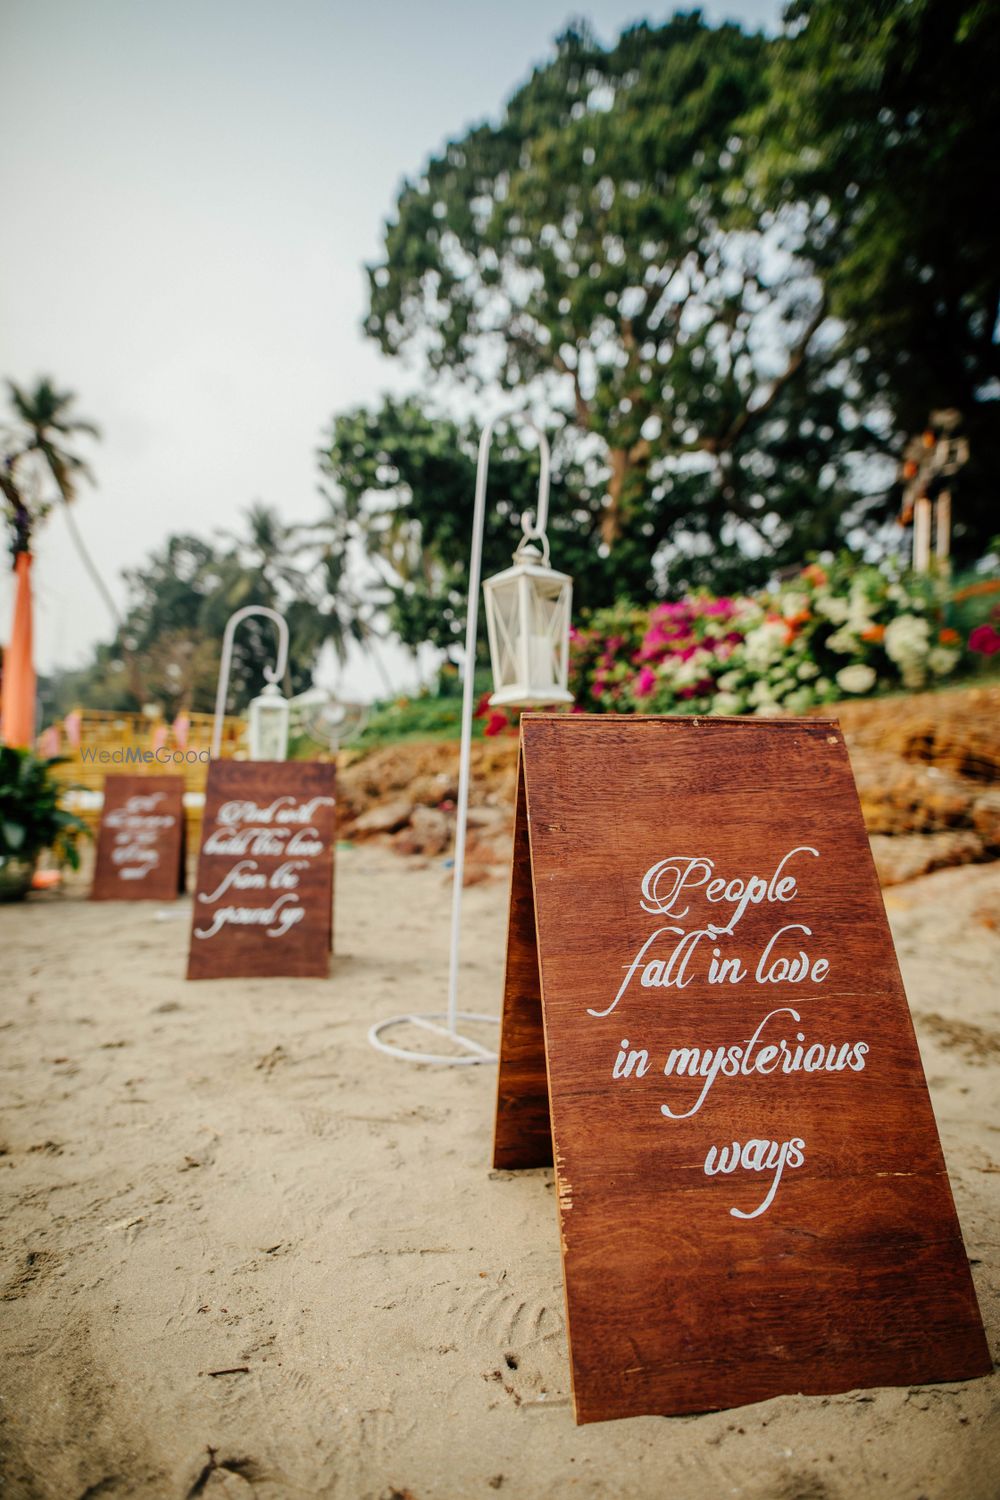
[4,378,119,626]
[219,502,394,699]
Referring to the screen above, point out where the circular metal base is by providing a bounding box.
[368,1011,498,1066]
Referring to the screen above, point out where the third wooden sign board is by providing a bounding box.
[494,715,990,1425]
[187,760,336,980]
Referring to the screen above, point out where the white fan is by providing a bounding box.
[291,687,367,752]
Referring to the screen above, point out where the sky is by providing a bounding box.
[1,0,782,700]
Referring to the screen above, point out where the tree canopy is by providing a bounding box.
[351,1,998,625]
[754,0,999,558]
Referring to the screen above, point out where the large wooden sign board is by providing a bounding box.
[494,715,990,1425]
[91,775,186,901]
[187,760,335,980]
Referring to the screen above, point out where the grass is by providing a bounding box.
[351,693,476,751]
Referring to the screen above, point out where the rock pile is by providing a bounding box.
[835,685,1000,885]
[337,684,1000,889]
[339,738,518,883]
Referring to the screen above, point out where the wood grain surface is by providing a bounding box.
[186,761,335,980]
[494,714,991,1424]
[493,752,553,1170]
[90,775,185,901]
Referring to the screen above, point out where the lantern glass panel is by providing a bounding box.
[249,686,290,761]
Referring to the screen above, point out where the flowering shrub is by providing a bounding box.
[570,558,967,717]
[968,605,1000,658]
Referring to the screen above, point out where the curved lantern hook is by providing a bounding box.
[211,605,289,759]
[475,413,552,557]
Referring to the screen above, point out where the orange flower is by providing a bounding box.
[938,628,960,646]
[802,564,827,587]
[861,624,885,643]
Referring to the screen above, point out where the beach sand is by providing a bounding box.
[1,847,997,1500]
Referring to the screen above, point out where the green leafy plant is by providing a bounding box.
[0,748,89,870]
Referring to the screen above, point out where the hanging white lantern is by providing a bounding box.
[483,535,573,708]
[248,682,290,761]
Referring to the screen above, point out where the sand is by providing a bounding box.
[1,847,998,1500]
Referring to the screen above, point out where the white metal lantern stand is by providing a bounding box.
[369,415,573,1066]
[211,605,290,760]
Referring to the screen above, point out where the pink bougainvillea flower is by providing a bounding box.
[634,666,657,698]
[969,624,1000,656]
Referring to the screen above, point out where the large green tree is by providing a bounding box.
[363,14,880,592]
[753,0,1000,560]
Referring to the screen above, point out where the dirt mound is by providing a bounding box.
[339,738,519,882]
[338,685,999,887]
[833,684,1000,780]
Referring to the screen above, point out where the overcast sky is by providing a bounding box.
[1,0,781,699]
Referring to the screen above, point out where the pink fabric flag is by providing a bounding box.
[63,710,82,750]
[38,725,60,758]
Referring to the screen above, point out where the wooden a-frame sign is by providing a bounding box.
[187,760,335,980]
[91,775,186,901]
[494,715,990,1425]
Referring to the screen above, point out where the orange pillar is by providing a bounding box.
[1,551,36,747]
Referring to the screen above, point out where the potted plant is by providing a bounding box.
[0,747,89,900]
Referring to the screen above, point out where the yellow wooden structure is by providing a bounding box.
[40,709,245,846]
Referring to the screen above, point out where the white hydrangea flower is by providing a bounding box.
[673,656,704,687]
[797,661,820,680]
[780,592,809,620]
[846,591,876,632]
[743,620,787,670]
[754,702,786,717]
[711,691,744,715]
[716,669,743,691]
[928,647,959,677]
[825,628,859,654]
[815,596,849,624]
[749,679,776,706]
[884,615,930,663]
[835,663,877,695]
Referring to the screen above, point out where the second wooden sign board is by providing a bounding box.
[494,715,990,1425]
[187,760,336,980]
